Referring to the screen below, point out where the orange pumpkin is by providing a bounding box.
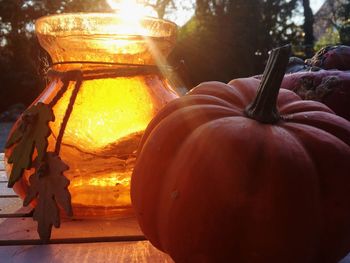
[131,46,350,262]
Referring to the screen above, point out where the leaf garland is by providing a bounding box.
[5,71,80,242]
[6,102,54,187]
[23,152,72,242]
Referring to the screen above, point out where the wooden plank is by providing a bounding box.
[0,153,4,171]
[0,240,174,263]
[0,171,7,182]
[52,216,144,239]
[0,161,22,223]
[0,182,16,196]
[0,214,143,241]
[0,153,6,184]
[0,198,25,224]
[3,241,350,263]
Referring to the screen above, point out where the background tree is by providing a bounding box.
[170,0,299,87]
[328,0,350,28]
[314,0,350,46]
[302,0,314,57]
[0,0,47,114]
[338,0,350,44]
[338,0,350,22]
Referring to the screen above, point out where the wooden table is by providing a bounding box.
[2,153,350,263]
[0,153,173,263]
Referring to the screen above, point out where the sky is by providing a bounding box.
[310,0,326,13]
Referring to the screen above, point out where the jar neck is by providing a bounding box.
[51,61,156,71]
[48,62,168,81]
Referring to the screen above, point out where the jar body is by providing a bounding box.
[4,13,179,218]
[6,71,178,218]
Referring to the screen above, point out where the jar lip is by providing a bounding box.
[35,12,178,39]
[35,12,177,68]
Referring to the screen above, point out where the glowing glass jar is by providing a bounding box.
[5,13,179,218]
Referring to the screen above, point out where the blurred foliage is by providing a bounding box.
[315,27,340,51]
[340,21,350,45]
[169,0,302,86]
[0,0,339,113]
[334,0,350,26]
[333,0,350,45]
[312,0,350,50]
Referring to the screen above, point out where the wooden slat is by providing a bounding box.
[0,171,7,182]
[0,201,32,216]
[0,235,146,246]
[0,153,6,183]
[0,165,17,197]
[0,214,143,241]
[0,159,23,224]
[54,216,143,238]
[0,198,23,214]
[0,240,174,263]
[0,153,4,172]
[0,182,16,196]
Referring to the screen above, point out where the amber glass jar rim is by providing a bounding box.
[35,12,178,39]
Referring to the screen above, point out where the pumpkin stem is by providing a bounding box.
[245,45,291,123]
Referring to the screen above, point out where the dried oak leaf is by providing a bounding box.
[23,152,73,242]
[6,102,54,187]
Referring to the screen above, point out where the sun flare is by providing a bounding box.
[105,0,183,91]
[106,0,149,22]
[106,0,152,35]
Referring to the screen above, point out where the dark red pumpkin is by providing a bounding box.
[281,69,350,121]
[285,45,350,74]
[306,45,350,71]
[131,46,350,263]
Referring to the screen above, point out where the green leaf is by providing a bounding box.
[6,103,54,187]
[23,152,72,242]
